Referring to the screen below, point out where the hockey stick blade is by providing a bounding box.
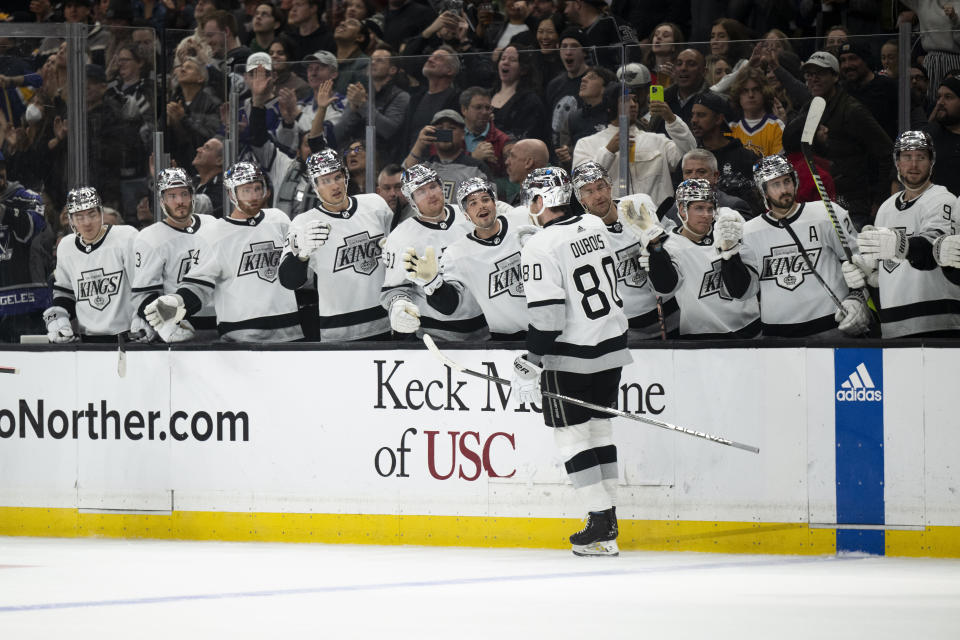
[423,334,759,454]
[0,366,18,375]
[801,96,826,145]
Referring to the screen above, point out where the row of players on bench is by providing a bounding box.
[45,130,960,344]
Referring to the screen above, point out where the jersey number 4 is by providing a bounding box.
[573,256,623,319]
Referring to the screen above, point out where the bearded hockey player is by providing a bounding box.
[379,163,488,341]
[511,166,631,556]
[279,148,393,341]
[145,161,303,342]
[47,186,139,342]
[743,154,871,337]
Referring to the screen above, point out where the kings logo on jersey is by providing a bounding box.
[614,244,649,289]
[699,259,733,300]
[77,267,123,310]
[238,240,282,282]
[759,244,821,291]
[334,231,383,276]
[488,251,524,298]
[176,249,201,283]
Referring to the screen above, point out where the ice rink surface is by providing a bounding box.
[1,536,959,639]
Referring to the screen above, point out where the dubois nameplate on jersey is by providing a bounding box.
[177,249,201,282]
[238,240,282,282]
[614,244,648,288]
[334,231,383,276]
[488,251,524,298]
[699,259,732,300]
[78,267,124,310]
[760,244,821,291]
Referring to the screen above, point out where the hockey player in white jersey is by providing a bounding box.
[279,149,393,341]
[511,167,632,557]
[851,131,960,337]
[379,164,488,341]
[404,177,537,340]
[145,162,303,342]
[572,161,679,340]
[47,186,139,342]
[626,179,761,338]
[131,168,217,343]
[743,155,871,338]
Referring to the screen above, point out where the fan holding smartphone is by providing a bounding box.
[402,109,488,205]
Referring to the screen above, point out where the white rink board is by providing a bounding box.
[0,346,958,527]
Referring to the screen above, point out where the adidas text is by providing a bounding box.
[836,388,882,402]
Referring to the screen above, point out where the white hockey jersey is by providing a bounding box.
[282,194,392,341]
[131,214,217,332]
[52,225,138,337]
[597,194,679,339]
[521,213,632,374]
[658,226,761,337]
[743,201,856,337]
[181,208,303,342]
[380,205,489,341]
[872,185,960,337]
[439,215,537,336]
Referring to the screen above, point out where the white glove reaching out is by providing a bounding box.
[402,246,442,295]
[858,225,908,262]
[289,219,331,259]
[932,234,960,268]
[42,306,76,343]
[157,318,196,343]
[714,210,744,259]
[511,355,542,405]
[145,294,186,329]
[619,199,666,249]
[389,294,421,333]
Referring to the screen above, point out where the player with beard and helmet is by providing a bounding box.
[379,164,489,341]
[572,161,680,340]
[145,162,303,342]
[742,155,871,338]
[623,179,761,339]
[404,177,537,340]
[47,186,139,343]
[511,166,632,557]
[279,148,394,341]
[851,131,960,337]
[132,168,218,343]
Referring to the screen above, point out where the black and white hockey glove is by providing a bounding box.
[835,291,871,336]
[42,306,76,343]
[841,254,879,289]
[714,210,744,260]
[858,225,908,263]
[933,234,960,269]
[145,294,186,329]
[402,246,442,295]
[130,316,158,343]
[511,355,542,405]
[389,294,421,333]
[288,220,331,260]
[157,318,196,343]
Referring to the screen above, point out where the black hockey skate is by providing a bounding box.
[570,507,619,556]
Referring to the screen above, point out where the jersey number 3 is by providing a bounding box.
[573,256,622,319]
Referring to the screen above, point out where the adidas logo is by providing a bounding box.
[836,362,882,402]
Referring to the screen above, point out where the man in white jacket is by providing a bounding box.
[572,82,696,206]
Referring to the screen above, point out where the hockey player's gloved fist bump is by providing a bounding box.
[933,234,960,269]
[130,316,158,343]
[511,354,542,405]
[144,294,186,329]
[835,292,871,336]
[289,220,330,259]
[714,210,744,259]
[858,225,908,262]
[42,306,76,343]
[402,245,442,295]
[389,294,421,333]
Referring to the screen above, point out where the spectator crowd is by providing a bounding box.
[1,0,960,344]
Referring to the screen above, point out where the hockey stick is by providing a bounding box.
[422,334,760,454]
[800,96,878,313]
[0,366,18,374]
[781,220,845,312]
[117,331,127,378]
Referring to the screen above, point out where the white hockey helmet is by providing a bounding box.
[753,154,797,207]
[401,164,442,216]
[306,148,349,182]
[456,176,497,211]
[156,167,195,218]
[893,130,935,184]
[571,160,611,203]
[675,179,717,210]
[224,161,266,205]
[523,166,572,209]
[65,186,103,234]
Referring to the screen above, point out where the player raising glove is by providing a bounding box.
[834,291,871,335]
[402,245,443,295]
[932,234,960,269]
[145,294,186,329]
[619,199,666,249]
[42,306,77,343]
[858,225,908,263]
[714,210,744,260]
[389,294,421,333]
[511,354,542,405]
[288,219,330,260]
